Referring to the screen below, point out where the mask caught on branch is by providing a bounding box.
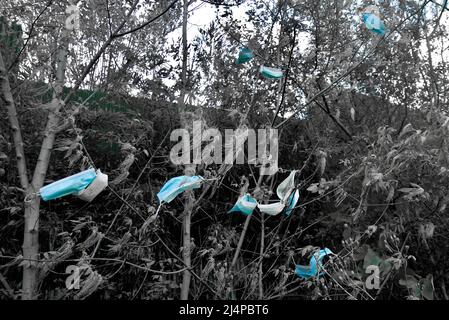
[235,47,254,65]
[157,175,204,204]
[277,170,297,201]
[76,169,108,202]
[362,12,385,36]
[285,189,299,216]
[257,202,286,215]
[260,65,284,79]
[258,170,298,216]
[40,168,96,201]
[228,193,258,215]
[295,248,334,279]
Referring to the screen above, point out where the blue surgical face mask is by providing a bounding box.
[157,175,203,204]
[235,47,254,65]
[295,248,333,279]
[260,65,284,79]
[40,168,97,201]
[229,194,258,215]
[277,170,297,201]
[285,189,299,216]
[76,169,108,202]
[363,13,385,36]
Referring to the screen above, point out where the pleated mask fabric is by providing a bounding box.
[362,13,385,36]
[157,175,203,204]
[260,65,284,79]
[229,193,258,215]
[295,248,334,279]
[76,169,108,202]
[235,47,254,65]
[40,168,97,201]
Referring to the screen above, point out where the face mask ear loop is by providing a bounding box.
[154,203,163,218]
[24,192,40,203]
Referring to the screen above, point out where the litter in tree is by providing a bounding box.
[76,169,108,202]
[235,47,254,65]
[40,168,97,201]
[277,170,297,201]
[363,5,380,16]
[228,193,258,215]
[257,202,286,215]
[157,175,204,204]
[260,65,284,79]
[362,12,385,36]
[257,170,298,216]
[285,189,299,216]
[227,170,298,216]
[295,248,334,279]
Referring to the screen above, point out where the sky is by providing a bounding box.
[161,1,253,89]
[186,1,249,39]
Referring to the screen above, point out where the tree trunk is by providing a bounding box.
[180,173,194,300]
[3,1,151,299]
[258,213,265,299]
[0,44,37,300]
[0,51,29,190]
[178,0,194,300]
[21,197,40,299]
[21,20,71,300]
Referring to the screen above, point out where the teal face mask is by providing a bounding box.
[235,47,254,65]
[362,13,385,36]
[254,170,299,216]
[228,193,258,216]
[157,175,203,204]
[295,248,333,279]
[40,168,97,201]
[76,169,108,202]
[285,189,299,216]
[260,65,284,79]
[277,170,297,202]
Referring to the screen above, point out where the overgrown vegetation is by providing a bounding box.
[1,0,449,300]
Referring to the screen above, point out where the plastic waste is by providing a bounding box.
[295,248,334,279]
[285,189,299,216]
[40,168,97,201]
[277,170,297,201]
[235,47,254,65]
[362,13,385,36]
[157,175,203,204]
[257,170,298,216]
[229,194,258,215]
[77,169,108,202]
[257,202,286,215]
[260,65,284,79]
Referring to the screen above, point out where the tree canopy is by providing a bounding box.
[1,0,449,301]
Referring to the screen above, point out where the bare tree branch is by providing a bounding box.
[7,0,53,71]
[113,0,179,38]
[275,0,432,129]
[0,50,29,190]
